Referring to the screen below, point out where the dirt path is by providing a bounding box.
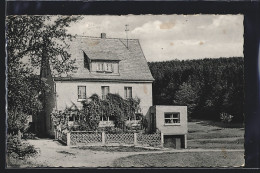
[25,139,244,168]
[26,139,137,167]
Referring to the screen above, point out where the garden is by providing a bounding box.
[51,93,161,147]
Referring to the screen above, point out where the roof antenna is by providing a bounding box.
[125,24,129,49]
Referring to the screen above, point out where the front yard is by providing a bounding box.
[112,120,244,167]
[8,120,245,168]
[113,151,244,167]
[187,120,244,149]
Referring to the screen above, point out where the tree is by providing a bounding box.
[6,16,80,74]
[6,16,82,135]
[173,82,199,118]
[149,57,244,123]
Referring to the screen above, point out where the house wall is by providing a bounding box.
[54,81,153,117]
[152,105,188,135]
[146,106,156,133]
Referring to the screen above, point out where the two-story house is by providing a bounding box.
[36,33,154,137]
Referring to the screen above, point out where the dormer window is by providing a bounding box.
[96,62,113,73]
[97,63,104,72]
[105,63,113,72]
[83,51,120,74]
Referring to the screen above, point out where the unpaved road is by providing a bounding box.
[26,139,139,167]
[26,139,244,167]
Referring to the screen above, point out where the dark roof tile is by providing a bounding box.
[54,36,154,81]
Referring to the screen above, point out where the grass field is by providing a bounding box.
[187,120,244,149]
[113,120,245,167]
[113,151,244,167]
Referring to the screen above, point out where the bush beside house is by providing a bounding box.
[51,93,148,133]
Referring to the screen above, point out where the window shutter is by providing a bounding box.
[124,87,127,98]
[129,87,132,98]
[102,86,104,98]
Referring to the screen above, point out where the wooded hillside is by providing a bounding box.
[148,57,244,123]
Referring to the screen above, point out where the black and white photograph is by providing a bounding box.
[6,14,245,168]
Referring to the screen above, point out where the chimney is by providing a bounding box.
[101,33,106,39]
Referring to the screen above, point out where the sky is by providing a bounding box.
[67,15,244,62]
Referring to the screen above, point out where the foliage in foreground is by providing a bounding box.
[6,15,81,136]
[6,135,38,167]
[149,57,244,123]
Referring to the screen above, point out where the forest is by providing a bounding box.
[148,57,244,123]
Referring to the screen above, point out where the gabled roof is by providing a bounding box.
[54,35,154,82]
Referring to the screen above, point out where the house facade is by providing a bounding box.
[37,33,154,137]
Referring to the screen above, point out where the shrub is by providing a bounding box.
[220,112,234,123]
[51,110,69,132]
[141,118,148,130]
[7,135,38,159]
[51,93,142,133]
[102,127,124,134]
[22,132,36,140]
[8,109,30,135]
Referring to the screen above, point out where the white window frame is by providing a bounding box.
[96,62,114,73]
[164,112,180,125]
[101,86,110,99]
[97,63,104,72]
[104,63,113,73]
[124,87,132,99]
[78,86,86,100]
[100,116,111,122]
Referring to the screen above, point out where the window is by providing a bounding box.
[100,116,115,121]
[105,63,113,72]
[78,86,86,100]
[96,62,113,73]
[124,87,132,99]
[101,86,110,99]
[100,116,108,121]
[164,113,180,124]
[97,63,104,71]
[109,116,115,121]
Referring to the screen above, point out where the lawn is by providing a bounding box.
[12,120,244,168]
[113,151,244,167]
[187,120,244,149]
[113,120,245,167]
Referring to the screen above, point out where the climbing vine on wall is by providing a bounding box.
[79,93,141,131]
[51,93,142,132]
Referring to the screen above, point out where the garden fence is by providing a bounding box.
[56,130,68,145]
[56,130,163,147]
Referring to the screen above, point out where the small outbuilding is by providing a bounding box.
[147,105,188,149]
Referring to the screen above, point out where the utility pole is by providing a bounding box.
[125,24,129,49]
